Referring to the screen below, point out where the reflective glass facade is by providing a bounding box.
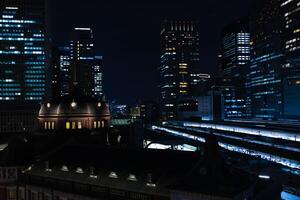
[281,0,300,119]
[220,17,250,119]
[246,0,284,119]
[0,1,48,103]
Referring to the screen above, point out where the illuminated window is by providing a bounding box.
[78,122,82,129]
[44,122,47,130]
[101,121,105,127]
[66,122,70,129]
[72,122,76,129]
[47,122,51,129]
[98,121,101,128]
[93,121,97,129]
[51,122,55,130]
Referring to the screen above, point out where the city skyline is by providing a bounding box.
[49,0,251,103]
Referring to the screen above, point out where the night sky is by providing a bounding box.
[49,0,251,104]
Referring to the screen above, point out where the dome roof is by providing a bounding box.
[39,92,110,118]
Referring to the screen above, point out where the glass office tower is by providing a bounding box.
[281,0,300,119]
[0,0,49,103]
[246,0,284,120]
[220,17,250,119]
[159,20,202,119]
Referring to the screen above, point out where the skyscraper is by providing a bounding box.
[281,0,300,119]
[246,0,284,120]
[0,0,49,103]
[58,46,71,96]
[220,17,250,119]
[0,0,49,132]
[70,28,103,98]
[221,17,250,78]
[159,20,202,119]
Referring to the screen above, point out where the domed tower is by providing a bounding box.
[38,49,111,131]
[38,92,111,131]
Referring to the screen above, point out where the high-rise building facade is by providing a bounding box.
[0,0,49,103]
[221,17,250,78]
[59,46,71,96]
[159,20,202,119]
[281,0,300,119]
[220,17,250,119]
[0,0,48,133]
[70,28,103,99]
[246,0,284,120]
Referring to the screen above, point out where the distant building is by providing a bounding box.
[178,92,222,121]
[140,101,160,124]
[130,106,141,119]
[59,46,71,96]
[220,17,250,119]
[50,46,61,99]
[70,28,103,99]
[246,0,284,120]
[110,101,129,118]
[159,20,203,120]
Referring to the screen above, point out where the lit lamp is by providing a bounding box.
[71,101,77,108]
[47,103,51,108]
[97,102,101,107]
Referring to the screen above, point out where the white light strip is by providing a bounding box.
[219,142,300,170]
[151,125,206,143]
[167,124,300,153]
[6,7,18,10]
[181,121,300,142]
[74,28,91,31]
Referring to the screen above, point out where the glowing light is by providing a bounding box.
[258,175,271,179]
[97,102,101,107]
[46,103,51,108]
[71,101,77,108]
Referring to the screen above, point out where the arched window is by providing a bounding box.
[66,122,70,129]
[78,122,82,129]
[44,122,47,130]
[51,122,55,130]
[72,122,76,129]
[93,121,97,129]
[101,121,105,128]
[47,122,51,130]
[97,121,101,128]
